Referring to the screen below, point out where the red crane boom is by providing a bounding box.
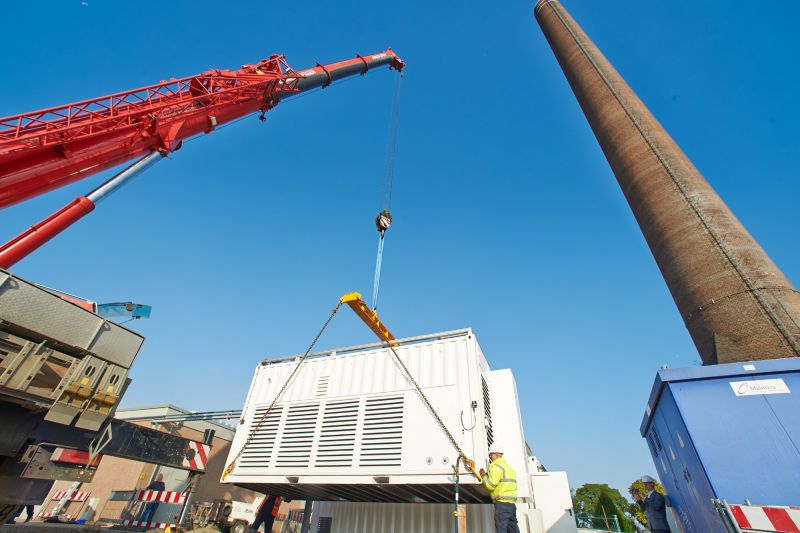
[0,49,404,268]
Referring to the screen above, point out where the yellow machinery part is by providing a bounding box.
[339,292,395,343]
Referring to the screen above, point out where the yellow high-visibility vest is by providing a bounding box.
[482,456,517,503]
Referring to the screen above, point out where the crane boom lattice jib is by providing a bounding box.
[0,50,404,210]
[0,50,404,268]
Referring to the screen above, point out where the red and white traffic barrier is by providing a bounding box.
[133,490,187,504]
[182,441,210,471]
[51,490,89,502]
[123,520,175,529]
[39,512,73,520]
[729,504,800,533]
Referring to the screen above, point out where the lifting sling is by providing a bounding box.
[222,292,478,481]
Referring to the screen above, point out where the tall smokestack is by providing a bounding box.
[534,0,800,364]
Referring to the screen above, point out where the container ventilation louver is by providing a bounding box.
[359,395,404,467]
[239,405,283,468]
[315,399,359,468]
[276,403,319,468]
[482,376,494,448]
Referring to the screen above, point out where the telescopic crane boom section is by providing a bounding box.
[0,49,404,210]
[0,50,403,269]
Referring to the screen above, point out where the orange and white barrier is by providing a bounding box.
[716,500,800,533]
[51,490,89,502]
[38,512,73,520]
[132,490,187,504]
[729,504,800,532]
[182,441,210,471]
[122,520,175,529]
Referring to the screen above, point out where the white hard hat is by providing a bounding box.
[488,444,504,455]
[641,475,655,483]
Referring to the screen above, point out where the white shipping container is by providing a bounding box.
[309,502,495,533]
[223,329,529,503]
[309,474,579,533]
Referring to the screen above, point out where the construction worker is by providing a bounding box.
[250,495,282,533]
[634,475,668,533]
[479,444,519,533]
[140,472,165,524]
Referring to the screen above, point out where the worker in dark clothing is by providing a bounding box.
[6,504,35,524]
[634,475,669,533]
[251,495,281,533]
[140,473,166,523]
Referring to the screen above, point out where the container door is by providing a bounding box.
[646,407,692,533]
[658,386,724,533]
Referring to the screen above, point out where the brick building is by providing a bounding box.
[40,405,257,525]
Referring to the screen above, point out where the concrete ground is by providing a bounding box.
[1,524,223,533]
[0,524,106,533]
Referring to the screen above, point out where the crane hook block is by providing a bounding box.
[340,292,396,343]
[375,209,392,235]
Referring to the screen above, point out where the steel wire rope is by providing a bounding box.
[222,302,343,480]
[221,295,478,481]
[372,74,402,310]
[381,74,402,212]
[383,341,477,476]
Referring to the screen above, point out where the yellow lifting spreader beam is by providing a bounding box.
[339,292,396,344]
[338,292,480,481]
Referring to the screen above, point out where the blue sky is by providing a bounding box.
[2,1,798,496]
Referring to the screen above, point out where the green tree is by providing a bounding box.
[595,491,635,532]
[627,478,666,528]
[572,483,635,531]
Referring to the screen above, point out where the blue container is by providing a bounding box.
[640,358,800,533]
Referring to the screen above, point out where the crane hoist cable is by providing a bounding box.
[222,292,479,481]
[372,74,402,311]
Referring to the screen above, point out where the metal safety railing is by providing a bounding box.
[574,511,622,532]
[277,509,306,533]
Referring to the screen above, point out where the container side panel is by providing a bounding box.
[673,372,800,505]
[763,373,800,460]
[530,472,578,533]
[488,369,531,498]
[310,502,495,533]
